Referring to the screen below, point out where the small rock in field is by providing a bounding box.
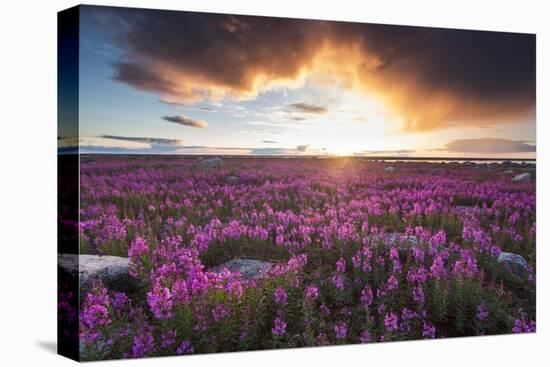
[226,176,241,184]
[198,157,223,169]
[511,172,531,183]
[497,252,528,275]
[211,258,272,280]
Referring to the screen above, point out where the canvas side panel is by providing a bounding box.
[57,5,80,362]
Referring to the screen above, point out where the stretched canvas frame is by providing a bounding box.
[58,5,536,362]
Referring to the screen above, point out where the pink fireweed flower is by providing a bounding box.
[147,285,173,319]
[274,287,288,305]
[361,285,373,307]
[128,237,149,278]
[362,245,373,259]
[512,318,536,333]
[362,260,373,273]
[305,286,319,301]
[128,237,148,258]
[320,303,331,316]
[476,303,489,321]
[316,332,329,346]
[334,321,347,340]
[391,253,402,274]
[272,314,287,337]
[412,246,425,263]
[389,247,399,262]
[336,257,346,273]
[508,211,521,225]
[160,330,177,349]
[332,274,346,290]
[176,340,194,355]
[490,245,502,258]
[171,279,191,305]
[352,252,362,269]
[430,255,446,279]
[422,322,436,338]
[360,330,372,343]
[452,260,463,276]
[387,274,398,291]
[401,308,418,321]
[377,303,386,316]
[81,303,111,330]
[112,292,130,310]
[212,303,229,322]
[407,267,428,283]
[81,287,111,332]
[412,285,425,304]
[131,331,155,358]
[384,312,399,333]
[429,230,446,246]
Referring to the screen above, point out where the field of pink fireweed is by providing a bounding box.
[75,156,535,360]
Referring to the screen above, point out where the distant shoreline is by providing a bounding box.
[70,153,536,162]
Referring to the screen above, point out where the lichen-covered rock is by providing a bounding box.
[511,172,531,183]
[497,252,528,275]
[225,175,241,184]
[197,157,223,169]
[58,254,136,295]
[369,233,417,248]
[210,259,272,280]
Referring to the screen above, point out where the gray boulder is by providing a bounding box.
[368,233,418,249]
[210,258,272,280]
[511,172,531,183]
[58,254,136,295]
[384,166,395,173]
[384,232,418,247]
[225,175,241,184]
[197,157,223,169]
[497,252,528,275]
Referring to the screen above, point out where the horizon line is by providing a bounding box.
[66,153,536,161]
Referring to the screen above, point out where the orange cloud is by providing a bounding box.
[89,6,535,131]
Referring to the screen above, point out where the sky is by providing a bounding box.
[59,5,536,158]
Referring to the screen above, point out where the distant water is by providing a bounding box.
[367,159,536,165]
[77,154,536,165]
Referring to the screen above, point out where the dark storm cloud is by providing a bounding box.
[101,134,183,145]
[441,138,536,153]
[287,102,328,114]
[86,5,535,131]
[353,25,536,131]
[91,6,325,102]
[162,115,208,128]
